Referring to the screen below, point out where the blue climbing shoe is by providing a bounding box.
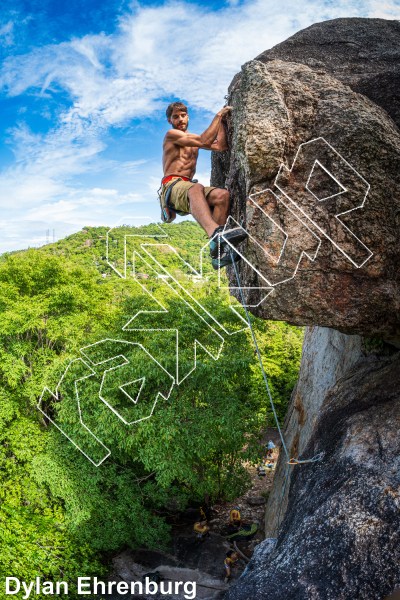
[211,248,241,270]
[209,225,248,259]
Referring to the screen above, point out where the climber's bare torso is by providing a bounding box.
[162,138,199,179]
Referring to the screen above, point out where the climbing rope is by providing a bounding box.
[228,247,324,532]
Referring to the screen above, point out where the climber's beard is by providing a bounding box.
[174,121,188,131]
[173,116,189,132]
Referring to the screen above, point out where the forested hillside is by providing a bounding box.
[2,221,214,279]
[0,222,303,597]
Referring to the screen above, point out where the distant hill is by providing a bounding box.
[2,221,216,279]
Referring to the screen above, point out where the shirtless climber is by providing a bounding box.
[160,101,248,269]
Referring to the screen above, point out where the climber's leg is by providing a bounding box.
[187,184,217,237]
[205,187,230,226]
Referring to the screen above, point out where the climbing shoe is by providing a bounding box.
[224,577,229,584]
[211,248,241,270]
[209,225,248,259]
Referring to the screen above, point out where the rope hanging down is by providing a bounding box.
[228,245,324,531]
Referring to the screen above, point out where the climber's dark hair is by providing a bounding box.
[226,550,234,557]
[166,101,188,120]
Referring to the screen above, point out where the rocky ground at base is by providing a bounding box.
[204,463,276,540]
[94,448,279,599]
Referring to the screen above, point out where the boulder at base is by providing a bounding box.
[264,326,365,538]
[246,497,266,506]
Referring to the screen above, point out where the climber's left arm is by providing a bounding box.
[201,122,228,151]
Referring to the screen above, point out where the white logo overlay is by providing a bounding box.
[37,138,372,465]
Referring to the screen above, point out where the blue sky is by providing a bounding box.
[0,0,399,252]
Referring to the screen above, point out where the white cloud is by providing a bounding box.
[0,219,79,253]
[113,159,148,173]
[0,121,105,209]
[193,171,211,186]
[0,21,14,47]
[3,0,394,122]
[148,176,162,195]
[0,0,398,250]
[369,0,400,18]
[91,188,118,195]
[25,190,145,223]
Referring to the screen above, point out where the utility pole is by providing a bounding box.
[46,229,49,245]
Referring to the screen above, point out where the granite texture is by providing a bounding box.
[211,57,400,346]
[225,351,400,600]
[264,326,365,538]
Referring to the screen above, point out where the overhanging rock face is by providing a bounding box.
[212,53,400,347]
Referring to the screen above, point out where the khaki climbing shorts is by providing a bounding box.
[161,177,216,216]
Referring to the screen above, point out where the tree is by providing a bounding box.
[0,233,303,588]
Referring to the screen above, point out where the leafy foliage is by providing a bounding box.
[0,392,106,598]
[0,223,303,589]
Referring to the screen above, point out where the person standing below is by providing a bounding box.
[229,507,243,527]
[224,550,240,584]
[264,441,277,467]
[227,507,259,542]
[160,102,248,269]
[193,519,210,546]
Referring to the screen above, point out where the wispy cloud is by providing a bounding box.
[0,21,14,47]
[26,190,145,222]
[0,219,79,253]
[369,0,400,18]
[0,0,398,250]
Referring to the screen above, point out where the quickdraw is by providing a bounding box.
[287,452,325,466]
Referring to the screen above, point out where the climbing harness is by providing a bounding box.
[157,174,199,222]
[229,247,324,533]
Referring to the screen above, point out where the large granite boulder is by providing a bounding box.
[106,534,236,599]
[210,18,400,600]
[224,348,400,600]
[255,18,400,131]
[212,56,400,346]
